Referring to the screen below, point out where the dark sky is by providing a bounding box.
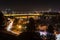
[0,0,60,11]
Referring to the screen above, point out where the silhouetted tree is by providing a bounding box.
[47,25,54,33]
[26,18,35,32]
[0,11,5,30]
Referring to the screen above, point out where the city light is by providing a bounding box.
[17,25,22,29]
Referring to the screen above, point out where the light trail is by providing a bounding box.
[7,21,13,31]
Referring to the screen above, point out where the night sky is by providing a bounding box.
[0,0,60,11]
